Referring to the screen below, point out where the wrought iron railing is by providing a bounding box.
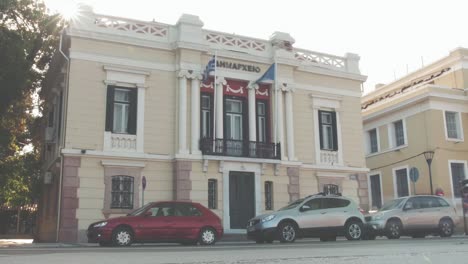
[200,138,281,159]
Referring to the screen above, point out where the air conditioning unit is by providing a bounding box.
[44,172,53,184]
[45,127,55,142]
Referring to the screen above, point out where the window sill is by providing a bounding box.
[365,145,408,158]
[102,208,134,216]
[446,138,464,143]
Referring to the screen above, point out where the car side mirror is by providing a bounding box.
[300,205,311,212]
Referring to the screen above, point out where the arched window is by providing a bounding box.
[111,176,134,209]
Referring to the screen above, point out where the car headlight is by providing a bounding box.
[373,213,384,220]
[261,215,276,223]
[93,221,107,228]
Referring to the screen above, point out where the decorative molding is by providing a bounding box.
[260,163,266,175]
[61,148,172,160]
[202,159,209,172]
[274,163,280,176]
[103,65,150,76]
[101,160,146,168]
[178,69,191,79]
[215,76,227,85]
[200,82,214,89]
[218,160,224,173]
[225,84,244,94]
[255,88,269,96]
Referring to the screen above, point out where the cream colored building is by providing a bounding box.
[37,6,368,242]
[362,48,468,212]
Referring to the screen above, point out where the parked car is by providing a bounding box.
[365,195,460,239]
[246,193,366,243]
[87,201,223,246]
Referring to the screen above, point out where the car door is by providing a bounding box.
[321,198,352,228]
[139,202,174,241]
[171,203,204,240]
[295,198,326,234]
[402,197,433,231]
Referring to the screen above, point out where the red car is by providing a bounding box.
[87,201,223,246]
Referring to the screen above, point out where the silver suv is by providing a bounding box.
[365,195,460,239]
[246,194,366,243]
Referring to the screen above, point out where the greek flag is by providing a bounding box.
[202,55,216,83]
[255,63,275,84]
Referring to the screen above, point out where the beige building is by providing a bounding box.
[37,6,368,242]
[362,48,468,212]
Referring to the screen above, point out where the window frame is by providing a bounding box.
[388,119,407,149]
[392,166,411,198]
[368,172,383,209]
[318,110,338,151]
[105,86,138,135]
[366,128,380,154]
[208,179,218,209]
[256,100,270,143]
[448,160,467,199]
[444,111,464,141]
[200,93,214,139]
[110,175,135,209]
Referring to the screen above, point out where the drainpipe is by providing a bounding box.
[56,29,70,242]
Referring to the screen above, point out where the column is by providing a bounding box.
[136,85,146,153]
[190,74,202,154]
[284,87,296,160]
[178,70,188,154]
[277,88,285,159]
[215,77,226,139]
[248,85,257,142]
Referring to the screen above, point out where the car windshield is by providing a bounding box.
[379,198,406,211]
[278,198,305,211]
[127,203,153,216]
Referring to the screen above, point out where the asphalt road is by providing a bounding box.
[1,237,467,264]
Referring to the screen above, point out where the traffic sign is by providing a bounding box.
[409,167,419,182]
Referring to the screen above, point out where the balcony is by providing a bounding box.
[200,138,281,160]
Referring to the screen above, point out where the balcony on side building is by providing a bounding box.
[200,138,281,160]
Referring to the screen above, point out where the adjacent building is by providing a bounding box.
[37,6,368,242]
[362,48,468,211]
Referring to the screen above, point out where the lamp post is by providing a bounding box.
[423,151,434,195]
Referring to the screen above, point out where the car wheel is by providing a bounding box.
[385,220,402,239]
[112,227,133,247]
[199,227,217,245]
[439,219,454,238]
[278,222,297,243]
[345,221,363,241]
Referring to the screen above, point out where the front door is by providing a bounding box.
[229,171,255,229]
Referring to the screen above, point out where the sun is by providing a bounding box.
[44,0,83,20]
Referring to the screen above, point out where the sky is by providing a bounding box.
[43,0,468,94]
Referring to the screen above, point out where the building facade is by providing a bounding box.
[362,48,468,212]
[37,6,368,242]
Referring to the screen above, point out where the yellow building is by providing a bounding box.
[38,6,368,242]
[362,48,468,212]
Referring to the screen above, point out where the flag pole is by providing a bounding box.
[274,56,278,146]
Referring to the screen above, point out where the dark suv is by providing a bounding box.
[247,194,366,243]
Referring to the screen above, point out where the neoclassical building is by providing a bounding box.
[362,48,468,212]
[37,6,368,242]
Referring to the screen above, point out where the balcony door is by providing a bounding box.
[225,98,244,156]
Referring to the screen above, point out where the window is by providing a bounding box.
[318,110,338,151]
[392,120,405,147]
[445,111,462,140]
[175,203,202,216]
[257,101,269,143]
[265,181,273,210]
[450,162,466,198]
[302,198,322,211]
[322,198,350,208]
[369,174,382,209]
[201,93,213,138]
[48,110,54,127]
[394,168,409,197]
[105,86,137,134]
[225,98,245,156]
[208,179,218,209]
[367,128,378,154]
[111,176,134,209]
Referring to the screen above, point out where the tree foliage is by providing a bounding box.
[0,0,64,206]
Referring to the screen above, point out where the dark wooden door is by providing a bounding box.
[229,171,255,229]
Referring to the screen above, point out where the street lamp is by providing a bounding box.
[423,151,435,195]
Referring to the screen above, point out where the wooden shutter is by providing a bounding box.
[105,86,115,132]
[318,110,324,149]
[128,88,138,135]
[331,111,338,151]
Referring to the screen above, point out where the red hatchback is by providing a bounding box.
[87,201,223,246]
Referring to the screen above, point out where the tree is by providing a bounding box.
[0,0,64,206]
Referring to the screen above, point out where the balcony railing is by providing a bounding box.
[200,138,281,160]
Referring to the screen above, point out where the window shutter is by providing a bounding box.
[318,110,324,149]
[128,88,138,135]
[105,86,115,132]
[331,112,338,151]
